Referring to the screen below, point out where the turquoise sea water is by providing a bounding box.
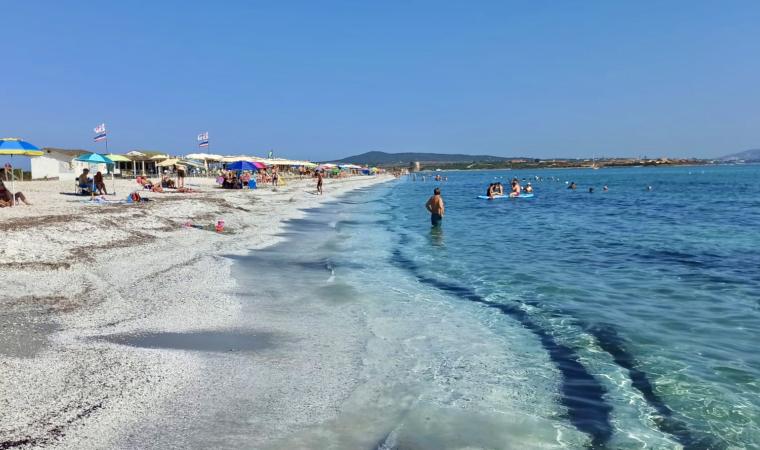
[234,165,759,449]
[386,165,760,449]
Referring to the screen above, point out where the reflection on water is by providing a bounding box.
[429,226,444,247]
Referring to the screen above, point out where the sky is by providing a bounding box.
[2,0,760,170]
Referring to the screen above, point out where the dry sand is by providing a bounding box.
[0,174,393,448]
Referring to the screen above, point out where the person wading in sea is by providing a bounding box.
[316,170,324,195]
[425,187,444,227]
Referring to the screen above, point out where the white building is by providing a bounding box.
[31,148,107,181]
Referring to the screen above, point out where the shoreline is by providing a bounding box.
[0,174,393,448]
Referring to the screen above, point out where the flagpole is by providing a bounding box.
[106,136,115,195]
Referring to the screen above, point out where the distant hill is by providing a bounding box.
[718,149,760,162]
[332,151,518,166]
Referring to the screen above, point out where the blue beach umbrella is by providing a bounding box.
[226,160,258,171]
[75,153,114,196]
[75,152,113,164]
[0,138,43,205]
[0,138,43,156]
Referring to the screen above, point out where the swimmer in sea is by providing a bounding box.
[425,187,444,227]
[603,185,608,191]
[567,182,577,190]
[510,178,522,197]
[486,183,495,199]
[525,183,533,193]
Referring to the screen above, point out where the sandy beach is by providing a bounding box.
[0,174,393,448]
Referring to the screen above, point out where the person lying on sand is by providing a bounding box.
[0,180,31,206]
[138,177,154,189]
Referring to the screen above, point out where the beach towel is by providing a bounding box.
[81,196,126,205]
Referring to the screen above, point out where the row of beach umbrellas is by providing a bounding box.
[1,138,378,202]
[1,138,117,199]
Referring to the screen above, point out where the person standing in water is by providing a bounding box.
[316,170,324,195]
[425,187,444,227]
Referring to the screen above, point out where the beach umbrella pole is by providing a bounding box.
[10,161,16,206]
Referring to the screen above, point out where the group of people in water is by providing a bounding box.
[486,177,533,198]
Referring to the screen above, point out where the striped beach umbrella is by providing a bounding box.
[0,138,42,205]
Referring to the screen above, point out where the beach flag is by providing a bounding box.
[197,131,209,147]
[93,123,107,142]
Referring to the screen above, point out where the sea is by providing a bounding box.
[232,165,759,449]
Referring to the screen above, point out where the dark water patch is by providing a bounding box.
[587,324,725,450]
[316,282,361,304]
[234,253,339,273]
[282,217,334,230]
[390,246,613,448]
[336,218,392,227]
[636,249,708,269]
[98,330,276,353]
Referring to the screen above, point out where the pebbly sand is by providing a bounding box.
[0,174,393,449]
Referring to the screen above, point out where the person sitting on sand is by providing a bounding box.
[223,171,238,189]
[94,171,108,195]
[161,174,176,189]
[78,168,91,191]
[0,180,31,206]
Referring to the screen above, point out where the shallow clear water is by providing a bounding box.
[228,166,760,449]
[375,165,760,449]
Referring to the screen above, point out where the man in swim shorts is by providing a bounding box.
[425,187,444,227]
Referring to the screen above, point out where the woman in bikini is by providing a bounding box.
[0,180,30,206]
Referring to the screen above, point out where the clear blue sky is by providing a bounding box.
[3,0,760,169]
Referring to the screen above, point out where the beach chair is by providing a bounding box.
[74,178,93,195]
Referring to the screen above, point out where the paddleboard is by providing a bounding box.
[477,193,534,199]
